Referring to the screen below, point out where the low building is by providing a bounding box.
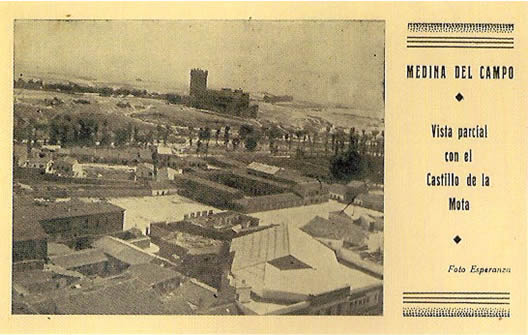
[17,200,125,248]
[12,269,71,294]
[354,191,384,212]
[173,174,244,208]
[291,181,329,205]
[50,249,108,277]
[53,157,85,178]
[246,162,329,205]
[13,144,28,167]
[156,146,173,164]
[213,169,289,196]
[175,278,238,314]
[47,243,73,257]
[329,182,367,203]
[157,166,181,182]
[49,278,192,315]
[23,157,54,174]
[246,162,282,179]
[12,209,48,271]
[92,236,157,273]
[229,224,382,315]
[136,162,155,180]
[149,228,228,289]
[233,193,303,213]
[329,210,355,226]
[176,210,260,240]
[126,263,182,294]
[149,181,178,196]
[367,232,384,253]
[329,184,349,202]
[347,180,369,198]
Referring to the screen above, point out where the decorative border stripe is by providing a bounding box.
[408,23,514,34]
[403,292,511,317]
[403,307,510,318]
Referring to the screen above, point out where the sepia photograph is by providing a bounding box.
[12,20,384,316]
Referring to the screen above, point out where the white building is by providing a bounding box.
[229,224,382,315]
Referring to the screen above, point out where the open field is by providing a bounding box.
[15,87,383,135]
[257,101,383,132]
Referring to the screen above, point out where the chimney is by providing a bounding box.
[236,280,251,303]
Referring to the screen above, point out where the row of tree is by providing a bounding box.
[14,77,182,103]
[185,123,384,157]
[16,114,173,149]
[329,148,384,184]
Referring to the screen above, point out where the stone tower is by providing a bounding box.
[190,68,208,97]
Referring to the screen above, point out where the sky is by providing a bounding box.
[15,20,384,113]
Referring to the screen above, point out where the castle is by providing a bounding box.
[188,69,258,118]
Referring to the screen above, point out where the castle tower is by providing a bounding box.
[190,68,208,97]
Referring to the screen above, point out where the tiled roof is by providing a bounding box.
[176,279,218,308]
[47,243,73,256]
[234,192,302,204]
[50,249,108,269]
[347,180,366,188]
[329,183,349,195]
[13,270,54,287]
[93,236,155,265]
[127,263,180,287]
[53,279,185,315]
[15,200,124,223]
[12,209,48,241]
[176,174,242,194]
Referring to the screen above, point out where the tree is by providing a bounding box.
[163,125,170,144]
[223,126,231,147]
[215,128,221,145]
[245,136,258,151]
[145,130,154,146]
[200,127,212,156]
[114,128,129,146]
[152,149,159,178]
[294,130,304,151]
[303,125,318,157]
[330,149,365,181]
[325,126,331,154]
[100,119,111,146]
[133,126,139,144]
[266,125,282,154]
[239,124,254,140]
[156,124,163,144]
[127,123,133,143]
[188,126,194,147]
[49,119,60,145]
